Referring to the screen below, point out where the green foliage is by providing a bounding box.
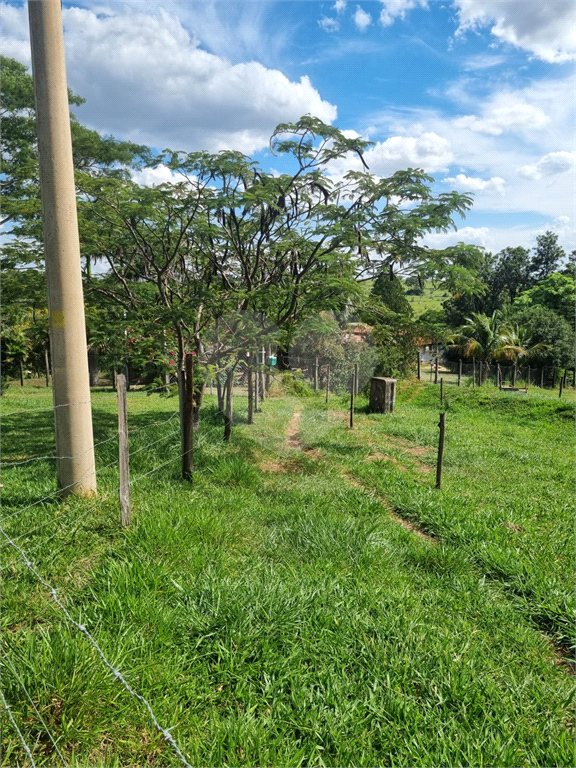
[509,304,575,368]
[514,272,575,324]
[280,370,314,397]
[530,230,565,282]
[371,270,413,316]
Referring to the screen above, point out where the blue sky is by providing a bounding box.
[2,0,575,254]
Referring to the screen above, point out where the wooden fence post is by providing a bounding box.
[417,351,421,381]
[512,363,517,387]
[540,368,544,389]
[44,345,50,387]
[224,367,234,441]
[472,357,475,389]
[436,412,445,490]
[497,363,501,389]
[325,364,330,404]
[181,353,194,479]
[247,355,254,425]
[260,347,266,403]
[562,368,567,388]
[314,356,319,391]
[434,356,439,385]
[527,366,530,391]
[254,350,259,413]
[440,377,444,404]
[458,359,462,387]
[350,364,357,429]
[559,376,563,399]
[116,373,131,527]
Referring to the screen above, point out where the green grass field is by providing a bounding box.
[406,285,450,316]
[1,380,574,767]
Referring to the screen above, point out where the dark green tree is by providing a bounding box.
[530,230,565,282]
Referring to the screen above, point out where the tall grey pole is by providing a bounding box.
[28,0,97,496]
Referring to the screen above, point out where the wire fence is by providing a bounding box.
[421,357,576,390]
[1,385,193,767]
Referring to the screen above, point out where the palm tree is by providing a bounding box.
[450,312,522,383]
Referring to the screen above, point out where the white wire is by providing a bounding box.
[0,528,192,768]
[1,656,68,767]
[0,688,37,768]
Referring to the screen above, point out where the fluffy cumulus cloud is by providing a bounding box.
[1,4,336,155]
[333,0,348,14]
[353,6,373,31]
[329,130,452,176]
[453,103,549,136]
[453,0,576,63]
[379,0,429,27]
[517,151,576,180]
[445,174,506,195]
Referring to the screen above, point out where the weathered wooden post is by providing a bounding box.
[224,368,234,441]
[314,356,319,391]
[497,363,502,390]
[44,345,50,387]
[325,364,330,404]
[434,356,439,385]
[562,369,567,388]
[527,366,531,391]
[458,359,462,387]
[369,377,397,414]
[266,344,272,392]
[472,357,476,389]
[19,359,24,387]
[116,373,131,526]
[559,376,564,399]
[350,364,357,428]
[181,353,194,479]
[259,347,266,404]
[512,363,517,387]
[247,354,254,425]
[417,351,421,381]
[440,377,444,405]
[254,350,259,413]
[540,368,544,389]
[436,412,446,490]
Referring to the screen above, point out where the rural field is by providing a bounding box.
[2,379,574,767]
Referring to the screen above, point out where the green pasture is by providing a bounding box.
[1,380,574,767]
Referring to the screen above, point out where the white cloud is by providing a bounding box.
[454,103,549,136]
[445,174,506,195]
[131,166,180,187]
[454,0,576,63]
[517,151,576,180]
[319,16,340,32]
[333,0,348,14]
[353,6,373,31]
[379,0,429,27]
[0,4,336,155]
[463,53,507,71]
[421,226,491,249]
[329,131,453,176]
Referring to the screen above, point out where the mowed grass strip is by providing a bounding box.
[1,385,574,767]
[302,382,575,652]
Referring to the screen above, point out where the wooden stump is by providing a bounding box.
[369,377,397,414]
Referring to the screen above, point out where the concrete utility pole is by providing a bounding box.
[29,0,97,496]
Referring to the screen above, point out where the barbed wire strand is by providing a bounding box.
[1,656,68,768]
[11,433,180,544]
[1,411,180,521]
[2,383,175,420]
[2,442,184,570]
[0,688,37,768]
[1,528,192,768]
[1,410,179,468]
